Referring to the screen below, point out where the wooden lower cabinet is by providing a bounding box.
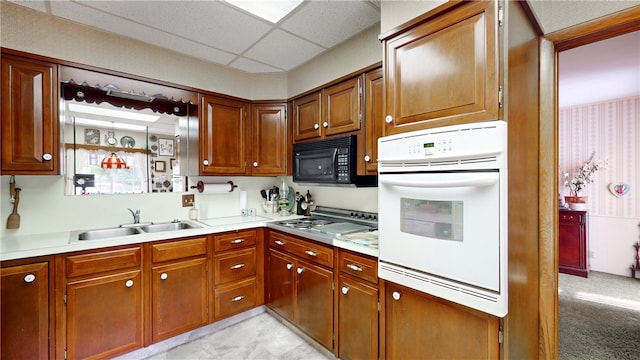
[559,210,589,277]
[1,260,51,360]
[62,246,144,360]
[384,282,500,359]
[266,232,334,351]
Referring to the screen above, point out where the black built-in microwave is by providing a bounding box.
[292,135,377,187]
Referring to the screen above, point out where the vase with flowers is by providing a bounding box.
[562,152,603,210]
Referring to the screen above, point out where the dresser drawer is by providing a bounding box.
[269,231,333,268]
[213,230,257,252]
[214,277,258,319]
[214,247,257,285]
[338,250,377,284]
[559,211,586,224]
[65,246,142,278]
[151,237,207,263]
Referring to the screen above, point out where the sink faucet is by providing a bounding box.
[128,208,140,224]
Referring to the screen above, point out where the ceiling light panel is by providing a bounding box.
[68,103,159,122]
[225,0,303,23]
[73,118,148,132]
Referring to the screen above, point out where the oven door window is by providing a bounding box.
[378,171,502,291]
[401,199,463,241]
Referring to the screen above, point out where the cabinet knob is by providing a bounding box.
[296,267,304,274]
[314,123,320,129]
[364,155,371,162]
[125,279,134,288]
[160,273,168,280]
[341,286,349,295]
[305,250,317,257]
[24,274,36,283]
[392,291,401,301]
[253,161,258,167]
[231,239,245,244]
[346,264,363,272]
[323,121,328,128]
[231,295,245,302]
[230,263,245,270]
[385,115,393,124]
[275,240,285,246]
[286,263,293,270]
[42,153,52,161]
[203,159,209,166]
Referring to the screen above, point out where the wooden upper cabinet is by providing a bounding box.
[1,54,59,174]
[382,0,499,135]
[199,94,248,175]
[250,103,288,176]
[292,91,322,142]
[364,68,383,174]
[322,76,361,137]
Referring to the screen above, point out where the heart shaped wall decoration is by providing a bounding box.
[609,183,631,198]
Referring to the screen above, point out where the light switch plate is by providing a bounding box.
[182,194,194,207]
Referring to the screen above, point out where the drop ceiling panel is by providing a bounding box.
[243,29,325,71]
[229,57,283,73]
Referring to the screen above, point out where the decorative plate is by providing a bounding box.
[150,145,158,151]
[163,180,172,188]
[609,183,631,198]
[120,136,135,148]
[149,135,157,142]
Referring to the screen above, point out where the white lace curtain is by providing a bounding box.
[65,148,149,195]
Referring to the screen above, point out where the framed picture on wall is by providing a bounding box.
[155,160,166,172]
[84,128,100,145]
[158,138,174,156]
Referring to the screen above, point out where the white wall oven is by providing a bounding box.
[377,121,507,317]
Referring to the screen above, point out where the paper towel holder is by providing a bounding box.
[191,180,237,193]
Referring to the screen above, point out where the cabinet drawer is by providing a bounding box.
[66,246,141,278]
[213,230,257,252]
[559,211,585,224]
[269,231,333,268]
[338,250,377,284]
[214,277,258,319]
[214,247,256,285]
[151,237,207,263]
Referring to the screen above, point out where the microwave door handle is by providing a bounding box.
[379,176,497,188]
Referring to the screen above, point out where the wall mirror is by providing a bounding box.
[61,80,197,196]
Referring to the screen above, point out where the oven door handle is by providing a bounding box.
[379,176,497,188]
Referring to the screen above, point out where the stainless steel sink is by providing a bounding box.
[140,221,200,233]
[77,226,142,240]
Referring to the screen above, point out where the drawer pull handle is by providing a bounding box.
[231,239,245,244]
[296,267,304,274]
[286,263,293,270]
[305,250,317,257]
[231,295,245,302]
[230,263,245,270]
[125,279,134,288]
[346,264,363,272]
[275,240,285,246]
[24,274,36,283]
[392,291,401,301]
[160,273,168,280]
[341,286,349,295]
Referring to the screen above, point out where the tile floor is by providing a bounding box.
[115,308,333,360]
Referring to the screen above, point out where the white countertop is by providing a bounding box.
[0,214,378,261]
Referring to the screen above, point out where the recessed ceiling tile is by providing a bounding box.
[280,0,380,48]
[229,57,284,73]
[243,29,325,71]
[7,0,48,13]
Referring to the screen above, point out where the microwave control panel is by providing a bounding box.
[336,148,350,182]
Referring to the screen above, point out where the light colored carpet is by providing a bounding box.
[558,271,640,359]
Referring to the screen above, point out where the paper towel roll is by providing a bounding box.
[192,181,237,193]
[240,190,247,209]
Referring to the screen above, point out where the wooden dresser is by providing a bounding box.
[559,210,589,277]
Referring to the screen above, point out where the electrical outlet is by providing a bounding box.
[589,251,595,258]
[182,194,194,207]
[248,208,256,216]
[241,209,248,216]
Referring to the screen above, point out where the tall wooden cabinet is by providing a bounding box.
[1,54,59,174]
[250,103,288,176]
[1,259,51,360]
[363,67,383,174]
[559,210,589,277]
[381,0,500,135]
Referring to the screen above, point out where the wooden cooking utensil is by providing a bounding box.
[6,188,21,229]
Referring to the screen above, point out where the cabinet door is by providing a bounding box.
[385,283,499,359]
[364,68,383,174]
[1,55,59,174]
[250,103,288,176]
[323,76,361,137]
[338,276,378,360]
[266,250,296,322]
[296,259,334,350]
[1,262,49,360]
[383,1,499,135]
[559,211,588,277]
[292,91,322,142]
[200,95,248,175]
[66,270,143,359]
[151,258,208,342]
